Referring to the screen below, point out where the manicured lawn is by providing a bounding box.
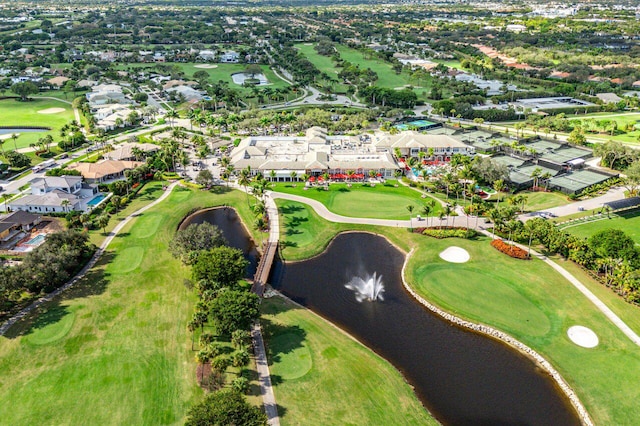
[335,45,413,89]
[275,196,640,425]
[294,43,351,93]
[406,236,640,425]
[261,297,437,426]
[0,98,74,150]
[0,185,265,425]
[272,181,442,220]
[522,191,572,212]
[276,200,411,261]
[561,209,640,244]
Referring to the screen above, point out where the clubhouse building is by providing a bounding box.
[228,127,477,181]
[230,127,399,181]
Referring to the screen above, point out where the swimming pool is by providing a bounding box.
[25,234,46,245]
[87,194,106,207]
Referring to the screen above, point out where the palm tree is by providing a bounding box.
[10,133,19,151]
[269,170,277,184]
[406,204,415,231]
[166,109,179,128]
[97,214,109,235]
[493,179,505,205]
[238,167,252,206]
[540,172,553,191]
[61,199,71,213]
[289,170,298,183]
[346,170,355,183]
[421,203,432,227]
[443,204,452,228]
[530,167,542,190]
[111,195,122,215]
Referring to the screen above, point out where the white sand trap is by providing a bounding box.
[567,326,599,348]
[439,246,470,263]
[38,108,65,114]
[194,64,218,69]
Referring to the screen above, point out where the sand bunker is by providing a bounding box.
[439,246,470,263]
[194,64,218,69]
[38,108,65,114]
[567,326,599,348]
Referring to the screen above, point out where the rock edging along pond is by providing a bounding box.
[401,248,594,426]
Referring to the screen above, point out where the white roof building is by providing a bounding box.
[229,127,399,180]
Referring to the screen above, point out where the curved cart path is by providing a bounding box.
[268,191,640,347]
[0,182,178,336]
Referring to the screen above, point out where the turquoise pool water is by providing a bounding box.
[87,194,106,206]
[25,234,46,245]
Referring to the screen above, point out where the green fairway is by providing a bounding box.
[522,191,572,212]
[0,185,265,425]
[273,181,442,220]
[276,199,410,261]
[0,98,74,150]
[262,297,437,425]
[561,209,640,244]
[294,44,351,93]
[276,196,640,425]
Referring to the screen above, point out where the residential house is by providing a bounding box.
[220,51,240,63]
[10,176,99,213]
[104,142,160,161]
[67,160,143,183]
[0,211,41,242]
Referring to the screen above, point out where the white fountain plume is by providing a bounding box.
[345,272,385,302]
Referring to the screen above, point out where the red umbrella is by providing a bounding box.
[309,176,315,182]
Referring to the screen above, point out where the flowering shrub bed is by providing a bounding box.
[413,227,476,239]
[490,239,530,260]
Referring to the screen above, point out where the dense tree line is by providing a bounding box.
[171,220,263,422]
[523,220,640,304]
[0,230,95,316]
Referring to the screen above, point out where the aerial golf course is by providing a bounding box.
[0,183,639,424]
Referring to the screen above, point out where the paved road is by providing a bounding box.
[519,186,626,221]
[251,322,280,426]
[0,182,178,336]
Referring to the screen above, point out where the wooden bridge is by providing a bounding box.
[251,240,278,297]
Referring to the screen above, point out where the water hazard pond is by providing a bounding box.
[186,208,581,425]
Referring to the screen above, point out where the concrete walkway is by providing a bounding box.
[249,191,281,425]
[251,322,280,426]
[270,191,415,228]
[271,191,640,347]
[0,182,178,336]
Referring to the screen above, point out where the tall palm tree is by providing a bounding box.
[406,204,415,231]
[10,133,19,151]
[421,203,432,228]
[238,167,252,207]
[61,199,71,213]
[166,109,179,128]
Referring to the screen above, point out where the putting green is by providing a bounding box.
[24,307,76,346]
[108,246,144,274]
[270,333,312,380]
[414,263,552,337]
[130,214,162,239]
[328,191,416,219]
